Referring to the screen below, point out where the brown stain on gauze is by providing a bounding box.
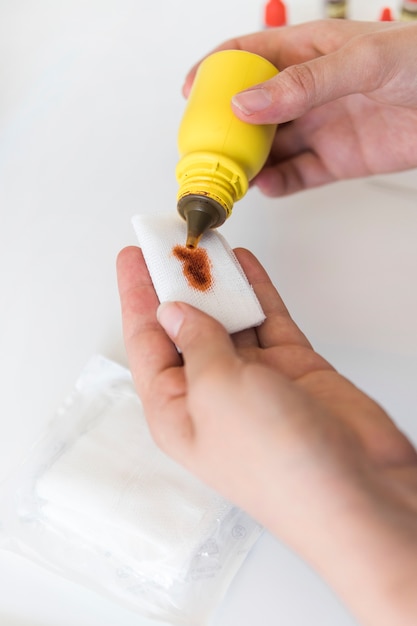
[172,245,213,292]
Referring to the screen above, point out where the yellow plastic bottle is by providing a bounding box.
[176,50,278,248]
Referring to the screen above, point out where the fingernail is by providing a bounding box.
[232,88,272,115]
[157,302,185,339]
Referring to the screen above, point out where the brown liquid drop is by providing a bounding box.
[172,245,213,292]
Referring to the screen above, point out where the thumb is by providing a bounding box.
[156,301,238,383]
[231,37,385,124]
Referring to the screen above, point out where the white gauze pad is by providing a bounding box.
[132,213,265,334]
[0,355,262,625]
[36,392,229,578]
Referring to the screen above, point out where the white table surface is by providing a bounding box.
[1,1,416,625]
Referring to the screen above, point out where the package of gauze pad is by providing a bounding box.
[0,355,262,625]
[132,213,265,334]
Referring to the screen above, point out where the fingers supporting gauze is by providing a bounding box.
[132,214,265,334]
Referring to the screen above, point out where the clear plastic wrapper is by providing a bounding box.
[0,355,261,625]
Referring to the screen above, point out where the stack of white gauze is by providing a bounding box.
[36,384,229,579]
[132,213,265,334]
[0,356,262,625]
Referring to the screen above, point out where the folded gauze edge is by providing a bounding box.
[132,213,265,334]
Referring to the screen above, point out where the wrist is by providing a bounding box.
[284,476,417,626]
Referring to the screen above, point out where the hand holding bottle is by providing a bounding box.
[183,20,417,196]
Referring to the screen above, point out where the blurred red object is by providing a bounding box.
[380,6,394,20]
[264,0,287,27]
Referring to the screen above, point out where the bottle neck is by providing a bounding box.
[176,151,249,218]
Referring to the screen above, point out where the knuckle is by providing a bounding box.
[280,62,318,110]
[341,33,388,89]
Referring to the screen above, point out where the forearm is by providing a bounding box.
[270,480,417,626]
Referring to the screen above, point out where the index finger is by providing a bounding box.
[182,20,386,97]
[116,246,181,397]
[234,248,313,350]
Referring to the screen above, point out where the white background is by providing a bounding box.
[1,1,417,625]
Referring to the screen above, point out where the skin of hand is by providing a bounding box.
[117,245,417,626]
[183,20,417,196]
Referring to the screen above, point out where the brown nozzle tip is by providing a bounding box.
[186,233,201,249]
[177,195,227,250]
